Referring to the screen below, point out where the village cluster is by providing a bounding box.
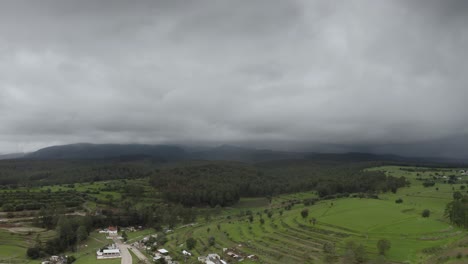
[90,226,257,264]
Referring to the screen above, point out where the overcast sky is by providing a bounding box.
[1,0,467,157]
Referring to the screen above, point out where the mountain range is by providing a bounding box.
[0,143,466,165]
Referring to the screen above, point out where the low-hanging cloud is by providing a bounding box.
[0,0,467,157]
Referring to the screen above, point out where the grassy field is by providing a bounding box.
[72,232,120,264]
[155,165,468,264]
[1,165,467,263]
[0,226,55,263]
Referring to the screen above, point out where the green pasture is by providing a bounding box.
[2,165,467,263]
[159,165,467,263]
[71,232,120,264]
[0,226,55,263]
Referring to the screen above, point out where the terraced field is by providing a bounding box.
[160,166,468,264]
[1,166,467,263]
[0,226,55,263]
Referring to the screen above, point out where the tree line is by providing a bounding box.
[150,161,409,207]
[445,192,468,228]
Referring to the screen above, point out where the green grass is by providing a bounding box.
[125,228,155,243]
[129,249,139,263]
[157,165,467,264]
[0,226,55,263]
[71,232,121,264]
[2,165,467,263]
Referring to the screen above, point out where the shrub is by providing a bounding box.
[26,247,41,259]
[66,255,76,264]
[208,236,215,247]
[186,237,197,250]
[395,198,403,204]
[267,211,273,218]
[423,181,435,187]
[301,208,309,219]
[377,239,391,255]
[422,209,430,218]
[323,242,335,254]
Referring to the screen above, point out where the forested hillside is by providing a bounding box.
[149,160,408,207]
[0,157,409,209]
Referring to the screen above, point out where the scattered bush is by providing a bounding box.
[377,239,391,255]
[186,237,197,250]
[208,236,215,247]
[26,247,41,259]
[423,181,435,187]
[422,209,430,218]
[323,242,335,254]
[66,255,76,264]
[301,208,309,219]
[421,246,442,254]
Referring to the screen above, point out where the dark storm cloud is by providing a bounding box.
[0,0,467,157]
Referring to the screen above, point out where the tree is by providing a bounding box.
[56,216,73,249]
[208,236,215,247]
[377,239,391,255]
[311,217,317,226]
[26,247,41,259]
[353,244,367,263]
[423,181,435,187]
[323,242,335,254]
[453,191,463,200]
[66,255,76,264]
[156,233,168,246]
[445,194,468,228]
[422,209,430,218]
[186,237,197,250]
[155,258,167,264]
[301,208,309,219]
[345,241,367,263]
[267,211,273,218]
[122,230,128,242]
[34,234,42,248]
[323,242,336,263]
[76,226,88,246]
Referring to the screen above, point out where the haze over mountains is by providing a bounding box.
[0,143,463,165]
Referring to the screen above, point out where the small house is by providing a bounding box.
[158,248,169,255]
[107,226,118,235]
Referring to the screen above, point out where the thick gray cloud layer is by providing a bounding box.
[1,0,467,157]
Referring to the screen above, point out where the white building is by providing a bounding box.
[198,253,227,264]
[158,248,169,255]
[96,244,121,259]
[98,226,118,235]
